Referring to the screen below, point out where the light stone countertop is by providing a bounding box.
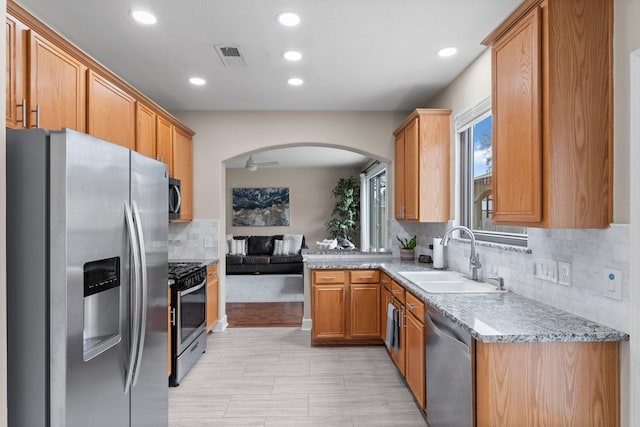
[305,258,629,344]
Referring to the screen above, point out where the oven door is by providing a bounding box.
[176,278,206,355]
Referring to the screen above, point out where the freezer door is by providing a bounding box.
[130,151,169,426]
[49,129,131,427]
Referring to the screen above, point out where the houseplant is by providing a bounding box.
[325,176,360,243]
[397,235,417,260]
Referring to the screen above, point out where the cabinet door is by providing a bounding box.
[380,286,393,341]
[136,103,156,158]
[403,118,420,220]
[312,284,346,340]
[6,15,26,129]
[206,264,218,332]
[172,127,193,221]
[167,288,171,377]
[28,30,86,131]
[349,284,380,338]
[491,7,542,224]
[156,115,173,174]
[87,70,136,149]
[390,301,406,375]
[394,131,405,219]
[405,312,425,409]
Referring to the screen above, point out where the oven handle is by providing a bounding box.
[124,201,141,395]
[179,279,206,297]
[131,201,148,387]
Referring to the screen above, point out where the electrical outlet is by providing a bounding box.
[603,268,622,301]
[534,258,558,283]
[203,235,214,248]
[558,262,571,286]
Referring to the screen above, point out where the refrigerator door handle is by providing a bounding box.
[131,201,148,387]
[124,201,142,395]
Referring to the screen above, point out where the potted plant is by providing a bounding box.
[326,176,360,243]
[397,235,417,260]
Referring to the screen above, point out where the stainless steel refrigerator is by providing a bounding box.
[7,128,169,427]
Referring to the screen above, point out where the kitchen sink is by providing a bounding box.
[397,270,506,293]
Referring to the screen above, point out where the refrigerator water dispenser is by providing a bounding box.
[83,257,121,361]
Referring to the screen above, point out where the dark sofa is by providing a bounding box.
[226,235,306,275]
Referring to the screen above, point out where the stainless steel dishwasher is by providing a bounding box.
[425,305,473,427]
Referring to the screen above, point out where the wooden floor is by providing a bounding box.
[169,327,427,426]
[226,302,303,327]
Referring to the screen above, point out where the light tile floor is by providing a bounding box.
[169,327,427,426]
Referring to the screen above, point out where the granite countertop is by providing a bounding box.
[305,259,629,344]
[169,258,219,268]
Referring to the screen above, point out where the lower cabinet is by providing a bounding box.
[404,292,426,410]
[388,280,406,375]
[206,264,219,333]
[311,269,380,344]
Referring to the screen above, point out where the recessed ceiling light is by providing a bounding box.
[438,47,458,57]
[277,12,300,27]
[130,9,157,25]
[189,77,206,86]
[287,77,304,86]
[283,51,303,62]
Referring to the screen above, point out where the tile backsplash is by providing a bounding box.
[390,220,630,333]
[169,220,219,260]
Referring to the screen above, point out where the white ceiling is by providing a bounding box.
[225,146,370,169]
[14,0,521,168]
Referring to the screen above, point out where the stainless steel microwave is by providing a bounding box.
[169,177,181,221]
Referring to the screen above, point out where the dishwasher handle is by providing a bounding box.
[426,312,471,356]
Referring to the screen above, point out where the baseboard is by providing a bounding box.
[301,318,312,331]
[213,315,228,332]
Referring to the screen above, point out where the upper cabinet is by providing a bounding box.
[87,70,135,149]
[482,0,613,228]
[394,109,451,222]
[172,127,193,222]
[135,102,157,159]
[156,115,174,175]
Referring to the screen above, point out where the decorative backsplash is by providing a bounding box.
[389,220,630,333]
[169,220,219,260]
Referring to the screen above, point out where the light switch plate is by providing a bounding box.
[534,258,558,283]
[603,268,622,301]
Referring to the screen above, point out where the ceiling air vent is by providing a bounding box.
[214,44,247,67]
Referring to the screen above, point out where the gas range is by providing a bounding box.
[168,262,207,291]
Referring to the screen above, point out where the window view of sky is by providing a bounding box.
[473,115,492,178]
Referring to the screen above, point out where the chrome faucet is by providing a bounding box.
[441,226,482,281]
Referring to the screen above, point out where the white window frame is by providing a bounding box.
[456,97,528,246]
[360,162,387,252]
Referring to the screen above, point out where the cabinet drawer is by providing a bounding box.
[313,270,346,284]
[391,281,406,303]
[405,292,424,323]
[350,270,380,284]
[380,272,392,290]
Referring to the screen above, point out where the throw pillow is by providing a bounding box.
[273,239,291,255]
[283,234,304,254]
[248,236,275,255]
[225,234,233,255]
[230,238,246,256]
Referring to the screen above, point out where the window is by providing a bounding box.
[458,99,527,245]
[360,163,387,251]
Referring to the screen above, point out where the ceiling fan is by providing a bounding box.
[245,155,279,171]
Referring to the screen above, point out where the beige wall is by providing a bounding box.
[226,166,361,246]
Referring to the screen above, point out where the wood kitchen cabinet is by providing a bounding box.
[388,280,406,374]
[393,109,451,222]
[136,102,157,159]
[87,70,136,149]
[380,273,392,341]
[156,115,173,173]
[311,270,381,345]
[6,15,26,129]
[404,292,425,409]
[482,0,613,228]
[206,264,219,333]
[28,29,87,131]
[172,127,194,221]
[475,341,619,426]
